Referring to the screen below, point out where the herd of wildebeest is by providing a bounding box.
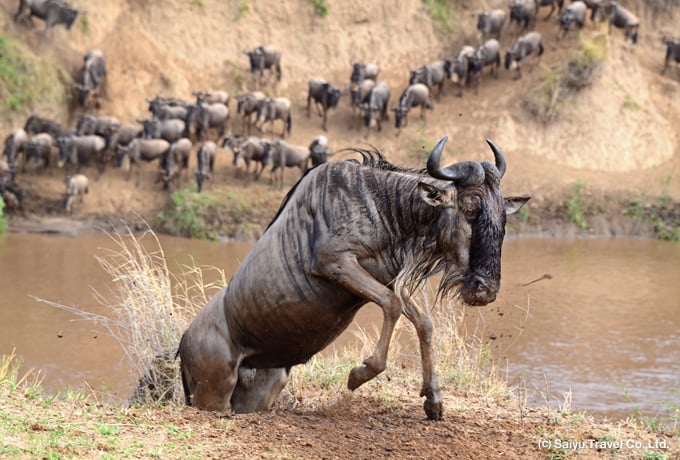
[1,0,679,214]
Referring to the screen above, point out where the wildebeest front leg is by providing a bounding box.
[312,254,402,390]
[402,295,442,420]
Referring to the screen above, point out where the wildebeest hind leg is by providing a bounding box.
[230,367,290,413]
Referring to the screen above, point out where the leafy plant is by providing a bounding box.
[422,0,457,34]
[308,0,329,18]
[156,188,218,240]
[191,0,204,7]
[237,0,249,20]
[566,181,588,230]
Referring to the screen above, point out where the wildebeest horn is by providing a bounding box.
[485,138,507,179]
[426,136,485,186]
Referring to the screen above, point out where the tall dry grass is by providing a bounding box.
[34,225,226,405]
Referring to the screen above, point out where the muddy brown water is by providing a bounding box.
[0,232,678,422]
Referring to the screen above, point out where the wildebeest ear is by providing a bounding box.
[504,195,531,215]
[418,182,456,208]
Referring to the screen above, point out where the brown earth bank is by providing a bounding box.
[1,0,680,240]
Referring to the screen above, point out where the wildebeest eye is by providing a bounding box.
[459,195,481,218]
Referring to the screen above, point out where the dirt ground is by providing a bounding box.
[1,1,680,457]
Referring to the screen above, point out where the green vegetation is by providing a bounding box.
[80,16,90,35]
[625,183,680,242]
[0,196,6,234]
[237,0,250,20]
[190,0,204,8]
[0,35,65,114]
[566,181,588,230]
[525,33,606,123]
[157,188,219,240]
[421,0,458,34]
[308,0,329,18]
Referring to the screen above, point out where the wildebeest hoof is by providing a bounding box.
[424,399,443,421]
[347,365,373,391]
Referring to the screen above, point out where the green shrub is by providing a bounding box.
[566,181,588,230]
[156,188,218,240]
[422,0,457,34]
[308,0,329,18]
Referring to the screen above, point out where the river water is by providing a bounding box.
[0,231,678,422]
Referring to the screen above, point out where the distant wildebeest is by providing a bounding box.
[195,141,216,193]
[24,114,74,139]
[236,91,266,135]
[140,118,187,143]
[75,114,119,137]
[193,90,230,106]
[158,137,192,190]
[103,122,143,153]
[392,83,432,137]
[24,133,54,169]
[223,135,270,180]
[244,45,282,84]
[350,78,376,123]
[509,0,537,33]
[603,1,639,44]
[177,136,530,420]
[3,129,28,170]
[308,135,330,168]
[307,78,342,132]
[535,0,564,19]
[469,39,501,94]
[505,31,544,79]
[74,49,106,109]
[147,96,191,121]
[115,138,171,186]
[63,173,88,213]
[361,81,391,138]
[14,0,79,35]
[580,0,604,24]
[662,36,680,75]
[256,97,292,138]
[476,9,506,41]
[350,62,380,84]
[0,160,24,209]
[558,1,587,38]
[186,102,230,141]
[409,60,447,100]
[444,45,475,97]
[263,140,310,189]
[55,134,108,178]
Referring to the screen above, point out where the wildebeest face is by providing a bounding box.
[328,88,341,109]
[504,52,514,70]
[392,106,409,128]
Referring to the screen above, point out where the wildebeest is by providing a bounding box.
[361,81,391,138]
[193,90,230,106]
[558,1,587,38]
[308,135,330,168]
[140,118,187,143]
[244,45,282,84]
[236,91,266,135]
[476,9,506,41]
[223,135,270,180]
[580,0,604,24]
[147,96,191,121]
[409,60,447,100]
[115,138,171,186]
[158,137,192,190]
[444,46,475,97]
[104,122,143,153]
[662,36,680,75]
[24,114,74,138]
[14,0,79,34]
[76,114,119,137]
[3,129,28,170]
[256,97,292,138]
[509,0,537,33]
[535,0,564,19]
[177,136,530,420]
[350,79,376,122]
[186,102,230,141]
[469,39,501,94]
[195,141,216,193]
[74,49,106,109]
[505,31,544,79]
[24,133,54,169]
[63,173,88,213]
[263,140,310,189]
[392,83,432,136]
[603,1,639,44]
[350,62,380,84]
[306,78,342,131]
[55,134,107,178]
[0,160,24,209]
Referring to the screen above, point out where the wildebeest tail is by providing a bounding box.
[538,42,544,56]
[286,112,292,135]
[276,62,282,82]
[176,332,192,406]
